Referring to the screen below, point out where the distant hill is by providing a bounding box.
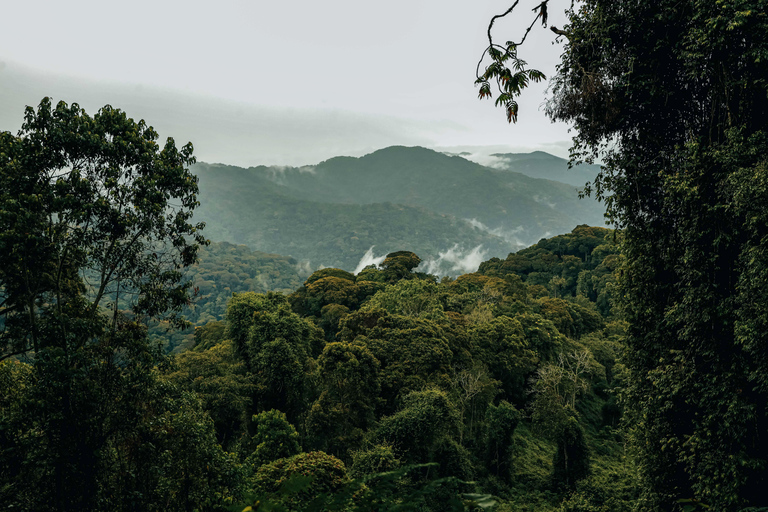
[488,151,600,188]
[192,147,607,274]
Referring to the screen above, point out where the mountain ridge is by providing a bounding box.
[192,146,607,274]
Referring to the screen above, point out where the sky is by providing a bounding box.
[0,0,574,167]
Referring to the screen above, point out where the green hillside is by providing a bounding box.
[192,147,606,273]
[489,151,600,188]
[249,146,605,241]
[193,161,519,272]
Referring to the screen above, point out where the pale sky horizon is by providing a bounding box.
[0,0,575,167]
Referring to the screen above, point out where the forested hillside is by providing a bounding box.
[164,225,633,511]
[3,166,633,511]
[4,0,767,509]
[487,152,599,188]
[192,146,606,271]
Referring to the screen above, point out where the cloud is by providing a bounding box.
[465,218,527,247]
[295,260,314,277]
[353,246,387,275]
[532,195,557,209]
[419,244,488,276]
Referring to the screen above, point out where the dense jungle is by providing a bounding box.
[3,0,768,511]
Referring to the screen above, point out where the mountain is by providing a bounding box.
[191,147,607,273]
[193,163,514,272]
[488,151,600,188]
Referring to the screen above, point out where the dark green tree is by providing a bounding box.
[0,99,222,511]
[551,416,590,490]
[480,1,768,508]
[164,338,255,449]
[484,400,520,478]
[243,409,302,469]
[0,98,205,360]
[306,340,381,457]
[373,388,460,464]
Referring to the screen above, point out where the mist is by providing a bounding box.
[419,244,489,276]
[354,246,388,275]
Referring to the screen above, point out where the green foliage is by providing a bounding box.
[194,319,228,350]
[249,451,350,511]
[536,0,768,507]
[349,444,401,478]
[340,310,454,410]
[479,226,619,310]
[164,338,255,449]
[362,278,446,320]
[119,388,243,511]
[470,316,537,402]
[484,401,520,478]
[516,312,565,362]
[288,267,384,321]
[224,292,324,421]
[381,251,423,281]
[306,340,381,456]
[184,241,305,326]
[552,417,590,490]
[244,410,302,469]
[373,389,460,463]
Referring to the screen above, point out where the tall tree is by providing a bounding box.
[0,97,206,360]
[0,98,214,511]
[479,1,768,509]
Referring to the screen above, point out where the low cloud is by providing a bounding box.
[295,260,314,277]
[533,195,557,209]
[465,218,527,247]
[419,244,488,276]
[354,246,387,275]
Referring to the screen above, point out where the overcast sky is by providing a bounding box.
[0,0,574,167]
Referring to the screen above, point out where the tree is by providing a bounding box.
[484,400,520,478]
[306,340,381,456]
[0,98,214,511]
[243,409,302,469]
[339,309,454,412]
[551,416,590,490]
[225,292,321,421]
[0,98,205,360]
[249,451,350,512]
[469,316,536,403]
[380,251,422,282]
[480,1,768,508]
[373,388,460,464]
[164,338,255,449]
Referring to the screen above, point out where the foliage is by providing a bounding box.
[243,410,302,469]
[551,416,590,490]
[184,241,305,326]
[484,400,520,478]
[249,451,350,511]
[288,267,384,322]
[164,338,255,449]
[361,277,445,319]
[547,1,768,508]
[482,0,768,508]
[469,316,537,403]
[373,388,461,463]
[340,310,455,411]
[349,444,401,478]
[0,99,253,511]
[0,98,205,362]
[475,1,550,123]
[306,340,381,456]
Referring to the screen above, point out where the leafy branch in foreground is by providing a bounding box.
[475,1,550,123]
